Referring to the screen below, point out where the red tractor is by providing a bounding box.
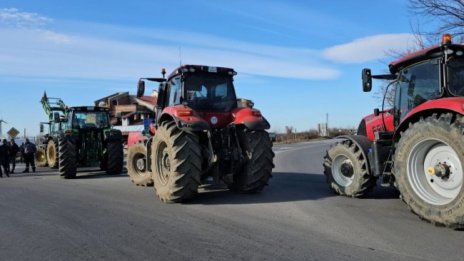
[324,34,464,228]
[127,65,274,202]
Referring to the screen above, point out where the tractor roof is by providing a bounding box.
[389,44,464,74]
[70,106,109,112]
[167,64,237,79]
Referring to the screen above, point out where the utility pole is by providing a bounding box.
[0,119,7,138]
[326,113,329,136]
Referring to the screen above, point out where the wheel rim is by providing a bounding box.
[156,142,170,186]
[132,153,146,175]
[408,138,463,205]
[332,154,354,187]
[37,150,46,162]
[48,143,56,162]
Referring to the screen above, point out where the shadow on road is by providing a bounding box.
[188,172,334,205]
[189,171,401,205]
[2,172,58,178]
[73,169,128,179]
[368,182,400,199]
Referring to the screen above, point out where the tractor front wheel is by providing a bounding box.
[323,140,376,197]
[59,137,77,179]
[127,142,152,186]
[395,113,464,228]
[47,139,58,168]
[36,147,47,167]
[151,122,201,203]
[229,130,274,193]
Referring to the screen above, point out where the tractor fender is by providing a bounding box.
[127,131,147,148]
[336,135,373,176]
[393,98,464,141]
[159,110,210,132]
[231,107,270,130]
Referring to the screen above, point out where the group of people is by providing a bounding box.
[0,138,37,177]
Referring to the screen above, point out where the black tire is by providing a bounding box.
[151,122,201,203]
[228,130,274,193]
[395,113,464,228]
[323,140,376,197]
[47,139,58,168]
[106,132,124,175]
[127,142,153,186]
[36,147,47,167]
[59,137,77,179]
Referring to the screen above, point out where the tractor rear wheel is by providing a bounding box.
[36,147,47,167]
[127,142,153,186]
[47,139,58,168]
[323,140,376,197]
[151,122,201,203]
[395,113,464,228]
[59,137,77,179]
[106,132,123,175]
[228,130,274,193]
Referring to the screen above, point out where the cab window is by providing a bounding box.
[394,60,440,121]
[447,57,464,96]
[166,77,182,106]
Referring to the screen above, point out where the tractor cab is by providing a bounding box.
[182,68,237,113]
[161,66,236,108]
[363,34,464,128]
[67,107,110,130]
[139,65,244,129]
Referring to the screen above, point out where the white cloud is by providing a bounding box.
[0,8,52,28]
[41,30,72,44]
[323,33,418,63]
[0,26,340,81]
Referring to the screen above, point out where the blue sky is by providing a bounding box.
[0,0,433,135]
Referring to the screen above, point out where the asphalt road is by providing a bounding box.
[1,140,464,261]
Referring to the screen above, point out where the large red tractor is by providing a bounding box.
[324,34,464,228]
[127,65,274,202]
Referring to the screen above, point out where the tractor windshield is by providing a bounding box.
[395,60,441,121]
[447,57,464,96]
[184,73,237,112]
[72,111,109,129]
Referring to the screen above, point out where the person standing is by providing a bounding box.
[22,138,36,173]
[0,139,10,177]
[19,142,24,163]
[8,138,19,174]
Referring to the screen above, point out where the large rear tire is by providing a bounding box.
[47,139,58,168]
[36,147,47,167]
[151,122,201,203]
[228,130,274,193]
[395,113,464,228]
[127,142,153,186]
[106,132,124,175]
[323,140,376,197]
[59,137,77,179]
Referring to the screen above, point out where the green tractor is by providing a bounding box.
[36,93,68,168]
[39,93,124,178]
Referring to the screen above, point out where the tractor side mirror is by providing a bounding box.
[157,83,167,109]
[53,112,60,122]
[373,108,380,116]
[362,68,372,92]
[40,123,44,133]
[137,80,145,98]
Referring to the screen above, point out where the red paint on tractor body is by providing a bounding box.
[362,110,394,142]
